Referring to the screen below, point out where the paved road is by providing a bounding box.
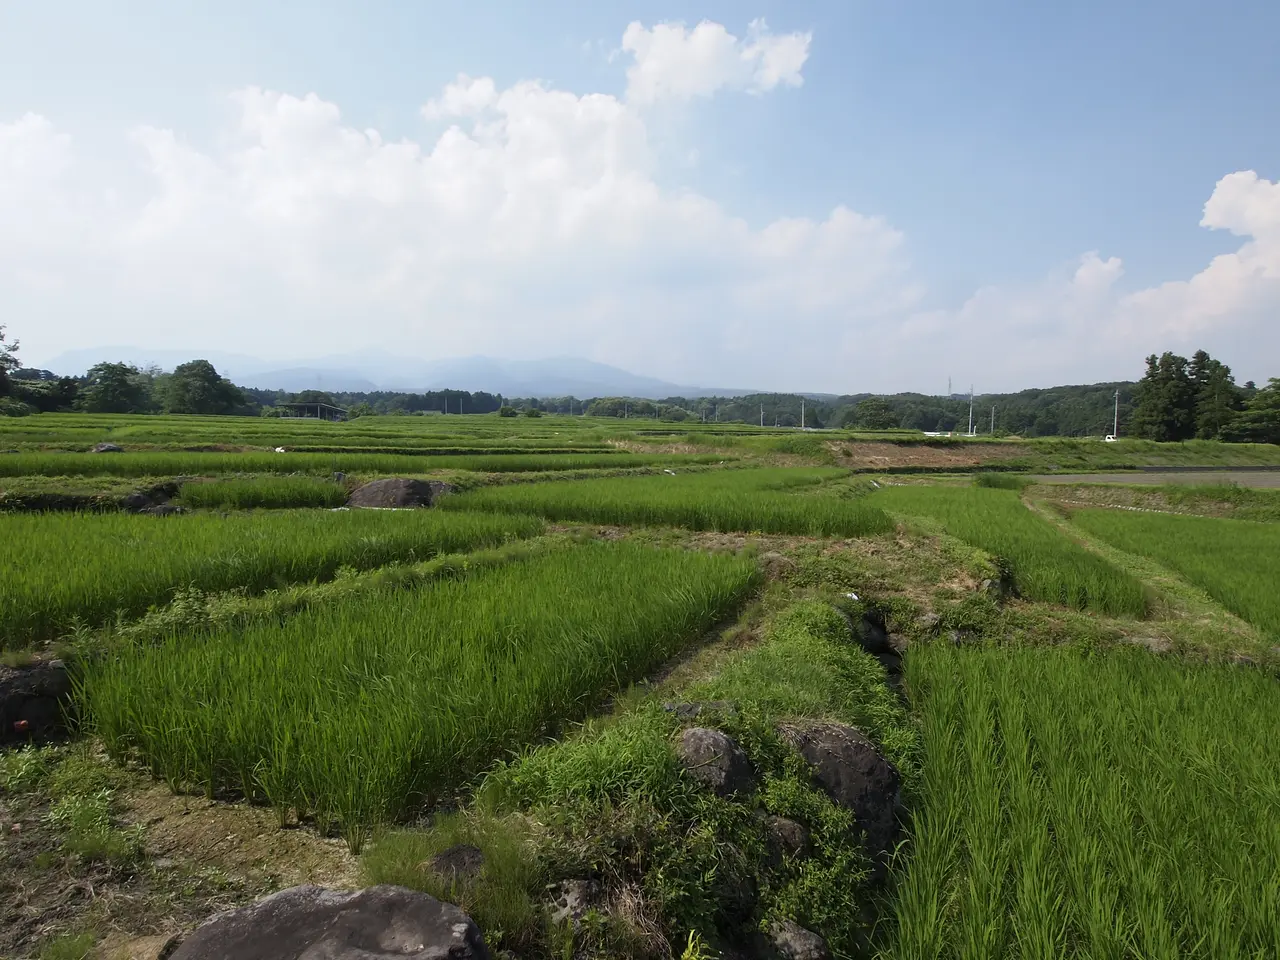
[1033,471,1280,488]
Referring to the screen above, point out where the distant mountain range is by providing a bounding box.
[41,348,759,400]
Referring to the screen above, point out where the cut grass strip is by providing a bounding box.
[0,509,543,647]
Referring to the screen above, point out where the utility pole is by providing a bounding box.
[715,404,719,423]
[760,403,764,428]
[800,399,805,430]
[968,387,974,436]
[990,404,996,435]
[1113,389,1120,438]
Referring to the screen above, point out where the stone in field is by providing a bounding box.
[778,721,901,860]
[347,478,454,509]
[425,843,485,884]
[91,442,124,453]
[167,884,490,960]
[0,659,71,745]
[769,919,831,960]
[677,727,756,797]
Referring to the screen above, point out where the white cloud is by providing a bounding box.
[620,19,811,104]
[1,20,1277,393]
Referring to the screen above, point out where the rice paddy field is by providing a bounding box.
[0,509,543,647]
[887,641,1280,959]
[870,485,1149,616]
[1072,508,1280,639]
[442,467,896,537]
[175,475,349,509]
[81,542,758,848]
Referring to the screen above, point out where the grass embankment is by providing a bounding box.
[443,468,895,537]
[176,475,350,509]
[886,642,1280,959]
[363,600,918,958]
[1072,509,1280,640]
[1041,481,1280,522]
[81,543,758,851]
[871,485,1148,616]
[0,509,543,647]
[0,451,730,478]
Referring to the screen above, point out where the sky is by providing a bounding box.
[2,1,1278,394]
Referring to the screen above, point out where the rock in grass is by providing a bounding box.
[0,659,71,745]
[91,442,124,453]
[677,727,756,797]
[425,843,485,884]
[167,884,490,960]
[855,614,892,655]
[765,815,811,861]
[546,878,599,925]
[347,478,454,509]
[778,721,901,860]
[769,919,831,960]
[662,700,738,721]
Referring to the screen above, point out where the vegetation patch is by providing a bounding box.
[0,509,543,647]
[885,641,1280,958]
[81,543,758,851]
[175,475,349,509]
[871,485,1149,616]
[443,468,896,538]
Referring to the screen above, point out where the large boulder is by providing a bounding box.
[347,478,454,509]
[0,659,72,745]
[769,920,831,960]
[677,727,756,798]
[168,884,490,960]
[778,721,901,860]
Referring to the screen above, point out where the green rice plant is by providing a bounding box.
[884,642,1280,959]
[871,485,1147,616]
[80,543,758,848]
[0,509,543,647]
[442,468,895,537]
[176,475,349,509]
[1072,509,1280,639]
[972,471,1031,490]
[0,450,727,478]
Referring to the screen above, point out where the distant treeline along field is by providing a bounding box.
[2,325,1277,443]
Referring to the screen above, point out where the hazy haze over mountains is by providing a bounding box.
[42,348,757,399]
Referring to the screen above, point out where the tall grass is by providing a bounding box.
[176,476,348,509]
[81,543,758,849]
[0,509,543,647]
[885,642,1280,959]
[871,485,1147,616]
[443,468,895,537]
[1073,509,1280,639]
[0,451,728,478]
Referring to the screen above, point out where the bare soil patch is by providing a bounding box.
[831,441,1023,470]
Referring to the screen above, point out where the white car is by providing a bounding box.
[1104,435,1119,442]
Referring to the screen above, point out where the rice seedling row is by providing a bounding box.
[870,485,1147,616]
[0,509,543,647]
[81,542,759,850]
[0,451,730,478]
[1072,508,1280,639]
[442,468,895,537]
[886,642,1280,959]
[176,475,349,509]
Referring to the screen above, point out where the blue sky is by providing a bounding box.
[2,2,1277,392]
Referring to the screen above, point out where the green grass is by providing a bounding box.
[81,542,758,849]
[871,485,1148,616]
[885,642,1280,959]
[973,471,1031,490]
[175,475,349,509]
[443,468,895,537]
[1072,509,1280,640]
[0,450,730,478]
[0,509,543,647]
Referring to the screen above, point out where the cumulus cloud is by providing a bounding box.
[620,19,811,104]
[1,19,1277,393]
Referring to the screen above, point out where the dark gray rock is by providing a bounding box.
[121,491,153,512]
[347,478,453,509]
[91,442,124,453]
[426,844,485,885]
[765,816,811,860]
[168,884,490,960]
[856,615,892,655]
[779,721,901,860]
[661,700,737,721]
[1,659,72,745]
[677,727,755,797]
[769,919,831,960]
[947,629,976,646]
[917,612,941,633]
[141,503,185,517]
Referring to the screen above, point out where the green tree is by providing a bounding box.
[80,362,153,413]
[1223,379,1280,445]
[498,405,518,417]
[348,402,376,418]
[164,359,244,414]
[0,325,19,396]
[1131,352,1196,441]
[1188,350,1242,439]
[842,396,899,429]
